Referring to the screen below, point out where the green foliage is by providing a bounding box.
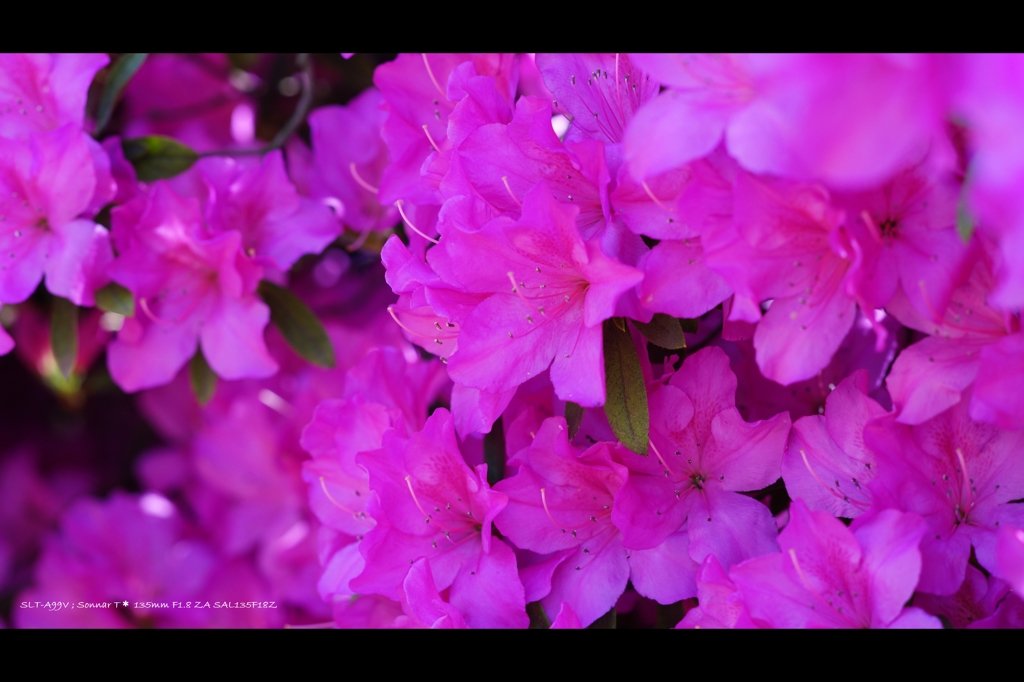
[258,280,336,368]
[95,53,148,135]
[94,282,135,317]
[50,297,78,380]
[122,135,199,182]
[188,347,217,406]
[602,318,649,455]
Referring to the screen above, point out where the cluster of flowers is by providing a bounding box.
[2,53,1024,629]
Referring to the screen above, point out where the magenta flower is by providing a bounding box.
[612,347,790,602]
[0,53,108,140]
[535,53,659,145]
[439,183,642,406]
[782,370,888,519]
[729,500,940,628]
[676,554,755,629]
[913,564,1023,628]
[307,89,397,235]
[395,558,469,629]
[0,125,113,306]
[107,183,277,391]
[121,53,251,152]
[625,54,947,189]
[700,167,855,385]
[885,249,1022,427]
[374,53,517,207]
[834,160,972,321]
[952,53,1024,309]
[863,395,1024,595]
[494,416,631,627]
[550,601,583,628]
[197,152,340,272]
[352,408,528,628]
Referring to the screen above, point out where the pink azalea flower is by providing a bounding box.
[729,500,940,628]
[374,53,518,207]
[395,558,469,629]
[493,416,631,627]
[676,554,756,629]
[625,54,947,189]
[0,125,113,306]
[0,53,108,140]
[535,53,659,146]
[952,53,1024,309]
[637,236,732,319]
[448,95,610,238]
[863,395,1024,595]
[782,370,888,519]
[612,347,790,603]
[438,183,642,407]
[722,307,901,423]
[196,151,340,272]
[107,183,277,392]
[834,159,973,320]
[352,408,528,628]
[121,53,252,152]
[885,247,1022,427]
[307,88,397,234]
[913,564,1023,628]
[700,164,854,385]
[550,601,582,628]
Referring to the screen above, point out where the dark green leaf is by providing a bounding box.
[564,401,584,440]
[957,197,975,243]
[631,314,686,350]
[50,297,78,379]
[527,602,551,629]
[94,53,148,135]
[258,280,336,368]
[603,318,649,455]
[121,135,198,182]
[679,318,699,334]
[189,347,217,406]
[586,607,617,629]
[94,282,135,317]
[484,416,506,487]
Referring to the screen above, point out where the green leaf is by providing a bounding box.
[484,416,506,487]
[602,318,649,455]
[957,196,975,243]
[564,401,584,440]
[258,280,336,368]
[94,53,148,135]
[631,314,686,350]
[526,602,551,629]
[679,317,699,334]
[94,282,135,317]
[50,297,78,380]
[189,347,217,406]
[121,136,198,182]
